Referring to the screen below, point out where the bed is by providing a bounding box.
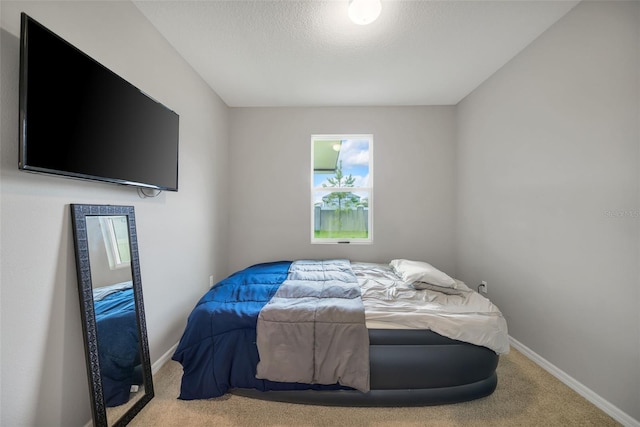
[94,282,143,407]
[172,259,509,406]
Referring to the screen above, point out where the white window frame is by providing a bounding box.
[311,134,373,244]
[99,216,131,270]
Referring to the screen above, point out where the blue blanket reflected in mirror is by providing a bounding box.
[94,282,142,407]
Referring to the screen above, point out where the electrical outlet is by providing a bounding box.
[209,275,215,288]
[478,280,488,294]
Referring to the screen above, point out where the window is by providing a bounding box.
[99,216,131,269]
[311,134,373,244]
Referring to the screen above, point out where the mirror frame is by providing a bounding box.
[71,204,154,427]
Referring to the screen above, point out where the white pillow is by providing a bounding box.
[389,259,457,289]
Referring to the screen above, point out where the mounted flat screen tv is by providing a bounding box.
[19,13,179,192]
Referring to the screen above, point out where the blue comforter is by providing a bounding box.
[95,286,141,407]
[172,261,345,399]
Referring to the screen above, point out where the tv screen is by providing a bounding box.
[19,13,179,192]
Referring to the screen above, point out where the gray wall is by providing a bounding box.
[1,1,638,426]
[228,107,457,275]
[455,1,639,421]
[0,1,229,426]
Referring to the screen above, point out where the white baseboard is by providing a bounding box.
[509,336,639,427]
[152,341,179,374]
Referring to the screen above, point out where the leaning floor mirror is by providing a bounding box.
[71,204,154,427]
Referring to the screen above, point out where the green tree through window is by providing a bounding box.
[322,161,360,232]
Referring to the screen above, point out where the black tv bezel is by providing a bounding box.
[18,13,180,192]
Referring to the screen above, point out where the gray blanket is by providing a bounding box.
[255,260,370,392]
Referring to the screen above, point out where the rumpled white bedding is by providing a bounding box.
[352,262,510,354]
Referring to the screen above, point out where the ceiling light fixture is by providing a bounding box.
[348,0,382,26]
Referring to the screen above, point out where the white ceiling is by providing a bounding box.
[133,0,580,107]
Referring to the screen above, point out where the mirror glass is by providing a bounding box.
[71,204,153,427]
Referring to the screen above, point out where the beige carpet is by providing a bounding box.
[130,348,619,426]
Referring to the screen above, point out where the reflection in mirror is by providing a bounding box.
[71,205,153,427]
[87,216,143,422]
